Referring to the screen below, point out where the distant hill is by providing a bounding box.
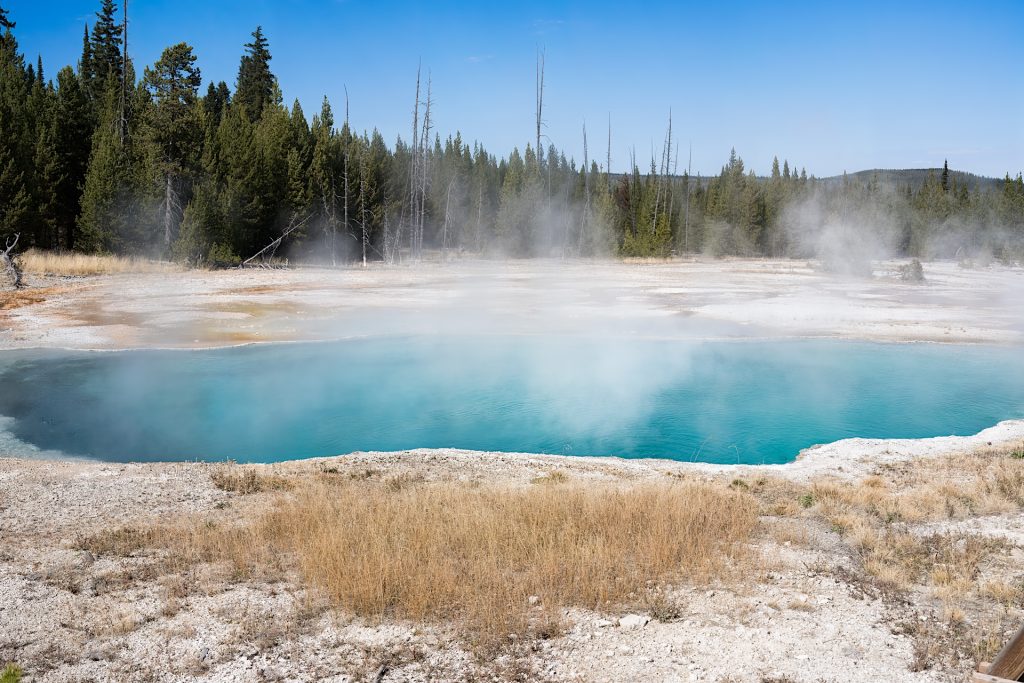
[817,168,1004,192]
[619,168,1005,192]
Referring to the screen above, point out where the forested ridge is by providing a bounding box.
[1,1,1022,266]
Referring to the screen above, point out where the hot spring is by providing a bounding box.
[0,337,1022,465]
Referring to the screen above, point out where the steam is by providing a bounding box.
[781,185,904,276]
[776,180,1023,275]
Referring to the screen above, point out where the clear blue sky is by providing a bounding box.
[7,0,1023,178]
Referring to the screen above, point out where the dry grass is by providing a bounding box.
[17,249,180,276]
[805,453,1024,530]
[149,478,757,649]
[767,445,1024,672]
[779,448,1024,566]
[209,464,292,494]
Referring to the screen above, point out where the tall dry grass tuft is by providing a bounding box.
[163,479,757,647]
[18,249,180,276]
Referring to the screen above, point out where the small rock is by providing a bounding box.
[528,595,540,606]
[595,618,614,628]
[618,614,650,629]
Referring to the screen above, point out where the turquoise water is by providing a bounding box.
[0,337,1022,464]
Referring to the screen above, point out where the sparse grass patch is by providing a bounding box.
[729,478,750,492]
[980,578,1024,606]
[154,478,757,650]
[76,525,155,557]
[18,249,180,276]
[786,598,815,612]
[530,470,568,485]
[642,585,685,622]
[210,464,292,494]
[1,664,22,683]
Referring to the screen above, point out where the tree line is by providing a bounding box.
[1,1,1022,266]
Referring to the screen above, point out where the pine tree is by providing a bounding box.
[53,66,92,249]
[941,159,949,194]
[310,96,340,259]
[87,0,122,99]
[0,3,14,30]
[0,11,31,240]
[78,83,148,252]
[0,107,29,236]
[78,23,92,82]
[202,81,230,128]
[32,114,64,248]
[143,42,202,251]
[234,26,276,123]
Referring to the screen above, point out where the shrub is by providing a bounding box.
[207,243,241,269]
[210,465,291,494]
[899,258,925,282]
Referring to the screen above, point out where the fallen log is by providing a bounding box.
[983,622,1024,681]
[242,214,311,269]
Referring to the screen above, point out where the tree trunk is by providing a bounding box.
[360,167,368,268]
[164,173,173,250]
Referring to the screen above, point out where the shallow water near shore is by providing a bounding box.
[0,336,1022,464]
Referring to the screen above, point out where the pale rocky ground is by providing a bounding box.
[1,258,1023,682]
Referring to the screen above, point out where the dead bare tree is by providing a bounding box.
[606,114,612,193]
[340,85,351,268]
[475,182,484,254]
[667,139,679,248]
[684,142,692,253]
[416,74,433,259]
[577,122,591,255]
[382,206,397,264]
[441,177,455,260]
[162,175,184,250]
[359,156,368,268]
[2,233,22,288]
[535,48,545,170]
[407,64,421,260]
[652,110,672,236]
[629,146,638,236]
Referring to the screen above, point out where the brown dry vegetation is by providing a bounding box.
[209,463,292,494]
[17,249,180,276]
[63,444,1024,674]
[85,477,757,651]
